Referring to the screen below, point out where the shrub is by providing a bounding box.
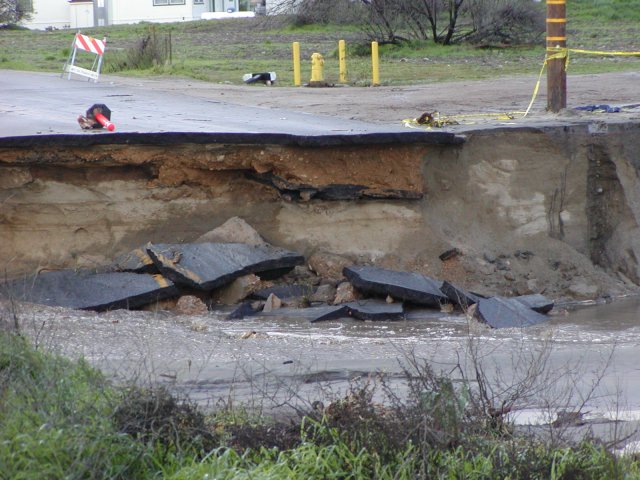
[113,385,218,457]
[106,25,171,72]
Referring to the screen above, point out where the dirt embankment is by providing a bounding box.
[2,72,640,303]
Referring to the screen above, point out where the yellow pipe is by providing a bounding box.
[371,41,380,86]
[292,42,301,86]
[338,39,347,83]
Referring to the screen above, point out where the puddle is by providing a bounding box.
[4,296,640,426]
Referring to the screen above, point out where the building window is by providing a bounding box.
[194,0,204,4]
[153,0,186,5]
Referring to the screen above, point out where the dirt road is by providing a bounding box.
[105,70,640,126]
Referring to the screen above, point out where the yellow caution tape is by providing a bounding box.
[403,111,524,129]
[568,47,640,56]
[523,50,567,117]
[402,46,639,129]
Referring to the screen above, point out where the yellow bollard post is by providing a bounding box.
[310,52,325,86]
[292,41,301,86]
[371,41,380,86]
[338,39,347,83]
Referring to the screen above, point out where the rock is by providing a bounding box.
[439,248,461,261]
[483,252,497,264]
[477,296,550,329]
[284,265,320,285]
[310,284,336,303]
[496,258,511,271]
[513,294,554,314]
[343,265,447,308]
[514,279,538,296]
[479,262,496,276]
[526,279,539,292]
[262,293,282,312]
[514,250,534,260]
[333,281,357,304]
[2,270,178,311]
[111,247,158,274]
[173,295,208,315]
[308,251,353,283]
[568,282,599,298]
[212,274,261,305]
[440,281,484,309]
[146,242,304,291]
[440,303,454,313]
[195,216,266,246]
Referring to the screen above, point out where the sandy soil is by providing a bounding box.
[104,70,640,126]
[100,70,640,303]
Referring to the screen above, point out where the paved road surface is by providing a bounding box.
[0,70,457,145]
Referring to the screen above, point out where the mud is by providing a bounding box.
[5,295,640,443]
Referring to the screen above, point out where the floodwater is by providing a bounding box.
[6,296,640,434]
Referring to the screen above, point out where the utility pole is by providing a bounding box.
[547,0,567,112]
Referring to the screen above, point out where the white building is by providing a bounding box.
[21,0,284,30]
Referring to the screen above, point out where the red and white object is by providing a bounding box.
[94,112,115,131]
[63,32,107,83]
[74,33,106,56]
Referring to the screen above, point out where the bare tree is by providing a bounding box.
[360,0,468,45]
[466,0,545,45]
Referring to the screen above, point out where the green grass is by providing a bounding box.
[0,333,156,479]
[0,0,638,86]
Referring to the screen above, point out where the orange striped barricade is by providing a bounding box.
[62,32,107,82]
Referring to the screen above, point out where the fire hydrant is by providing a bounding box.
[310,52,325,84]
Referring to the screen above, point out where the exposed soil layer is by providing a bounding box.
[2,72,640,303]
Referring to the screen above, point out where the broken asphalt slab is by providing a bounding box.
[111,246,158,274]
[343,265,448,308]
[513,294,555,314]
[252,300,405,323]
[227,301,262,320]
[344,300,405,321]
[437,281,553,318]
[440,281,485,309]
[477,296,550,329]
[1,269,177,311]
[146,242,304,291]
[307,300,405,323]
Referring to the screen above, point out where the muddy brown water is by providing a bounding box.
[9,296,640,436]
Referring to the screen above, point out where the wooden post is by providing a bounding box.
[546,0,567,112]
